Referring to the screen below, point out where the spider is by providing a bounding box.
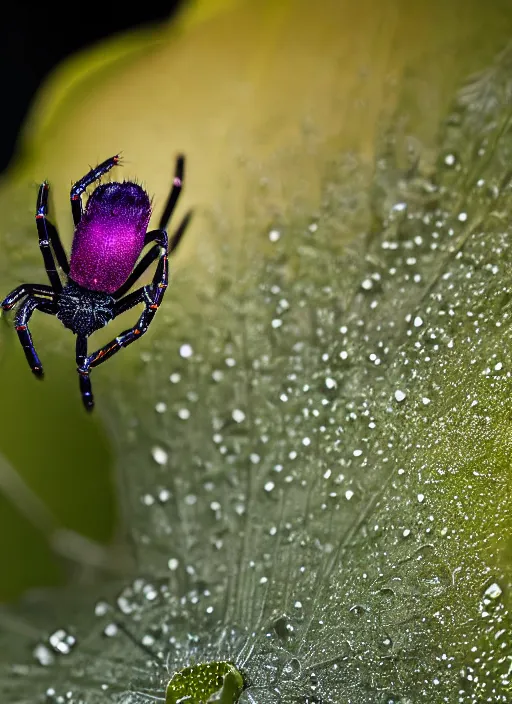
[1,154,191,411]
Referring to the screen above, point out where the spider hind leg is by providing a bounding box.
[76,335,94,411]
[78,240,169,410]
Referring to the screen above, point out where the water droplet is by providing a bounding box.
[232,408,246,423]
[103,623,118,637]
[33,644,54,666]
[273,615,293,639]
[483,582,502,600]
[282,657,301,680]
[151,446,168,465]
[94,601,109,617]
[179,343,193,358]
[49,628,76,655]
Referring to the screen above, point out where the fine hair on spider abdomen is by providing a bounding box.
[69,181,152,294]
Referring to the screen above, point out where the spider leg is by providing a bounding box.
[112,211,192,300]
[36,184,64,292]
[85,290,156,370]
[112,230,167,300]
[113,287,146,316]
[111,155,190,300]
[163,209,192,255]
[37,182,70,275]
[79,247,169,397]
[70,155,120,226]
[75,335,94,411]
[158,154,185,231]
[2,284,53,311]
[14,295,56,377]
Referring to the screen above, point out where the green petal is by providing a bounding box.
[0,1,512,703]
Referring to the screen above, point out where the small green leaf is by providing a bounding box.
[166,661,244,703]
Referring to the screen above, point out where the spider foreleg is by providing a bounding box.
[37,182,70,275]
[36,183,64,292]
[70,155,120,226]
[2,284,54,311]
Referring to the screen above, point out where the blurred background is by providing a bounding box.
[0,2,183,173]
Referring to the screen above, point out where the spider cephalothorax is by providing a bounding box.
[56,281,115,337]
[1,155,192,410]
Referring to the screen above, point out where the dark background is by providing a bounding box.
[0,2,183,174]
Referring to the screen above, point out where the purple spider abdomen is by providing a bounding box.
[69,182,152,294]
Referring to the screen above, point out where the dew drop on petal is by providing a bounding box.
[484,582,502,599]
[232,409,246,423]
[179,343,194,358]
[151,446,168,465]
